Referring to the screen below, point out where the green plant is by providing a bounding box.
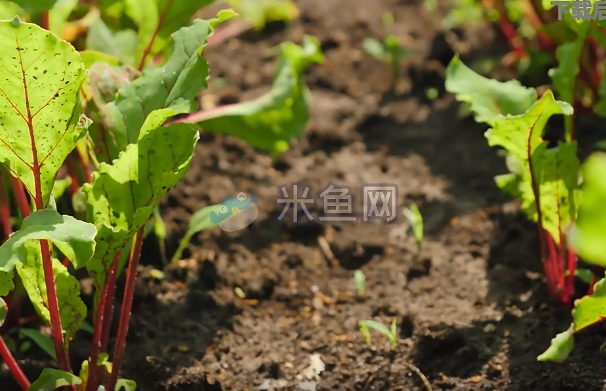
[445,55,581,306]
[171,203,223,264]
[363,12,414,87]
[354,269,366,300]
[359,319,398,350]
[0,3,323,389]
[538,152,606,362]
[438,0,603,121]
[403,204,423,249]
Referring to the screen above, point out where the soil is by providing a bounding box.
[4,0,606,390]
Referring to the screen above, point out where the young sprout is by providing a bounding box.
[153,206,168,265]
[359,319,398,350]
[363,36,412,86]
[354,269,366,300]
[171,204,224,264]
[403,204,423,249]
[363,12,414,88]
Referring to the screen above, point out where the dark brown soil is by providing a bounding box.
[4,0,606,390]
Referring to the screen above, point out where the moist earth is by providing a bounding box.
[4,0,606,390]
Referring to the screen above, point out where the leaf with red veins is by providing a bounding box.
[0,17,86,208]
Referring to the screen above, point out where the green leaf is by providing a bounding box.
[0,209,96,295]
[354,269,365,296]
[11,0,58,13]
[0,2,25,19]
[47,0,78,38]
[86,62,140,161]
[537,323,574,363]
[84,123,199,293]
[0,297,6,327]
[92,12,234,163]
[359,320,393,343]
[79,320,93,333]
[116,378,137,391]
[486,91,578,243]
[170,203,224,264]
[226,0,298,29]
[86,18,138,67]
[16,244,87,342]
[571,276,606,330]
[571,152,606,266]
[27,368,81,391]
[0,18,86,207]
[79,50,121,69]
[52,177,71,200]
[187,204,224,235]
[19,328,57,360]
[548,19,591,137]
[124,0,219,65]
[182,34,324,156]
[363,38,387,61]
[539,276,606,363]
[575,268,595,285]
[445,55,537,125]
[402,204,423,247]
[152,206,167,264]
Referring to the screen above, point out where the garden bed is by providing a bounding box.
[3,0,606,390]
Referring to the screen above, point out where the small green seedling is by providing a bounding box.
[354,269,366,300]
[363,36,411,85]
[152,206,168,265]
[171,203,224,264]
[403,204,423,249]
[363,12,413,88]
[359,319,398,350]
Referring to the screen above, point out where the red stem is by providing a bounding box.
[40,240,71,371]
[100,252,123,353]
[0,171,12,237]
[40,12,49,30]
[563,249,577,302]
[9,176,30,218]
[0,335,30,390]
[107,228,144,391]
[65,153,80,196]
[18,40,71,379]
[87,250,122,391]
[137,0,173,71]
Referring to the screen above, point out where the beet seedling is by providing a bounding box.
[446,56,580,305]
[363,12,414,89]
[359,319,398,351]
[0,1,324,389]
[539,152,606,362]
[403,204,423,250]
[171,203,223,264]
[354,269,366,300]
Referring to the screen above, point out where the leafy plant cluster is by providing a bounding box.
[442,1,606,366]
[0,1,324,390]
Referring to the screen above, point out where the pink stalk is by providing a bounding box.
[0,171,12,237]
[106,228,144,391]
[17,41,72,387]
[9,176,30,218]
[0,335,30,390]
[86,250,122,391]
